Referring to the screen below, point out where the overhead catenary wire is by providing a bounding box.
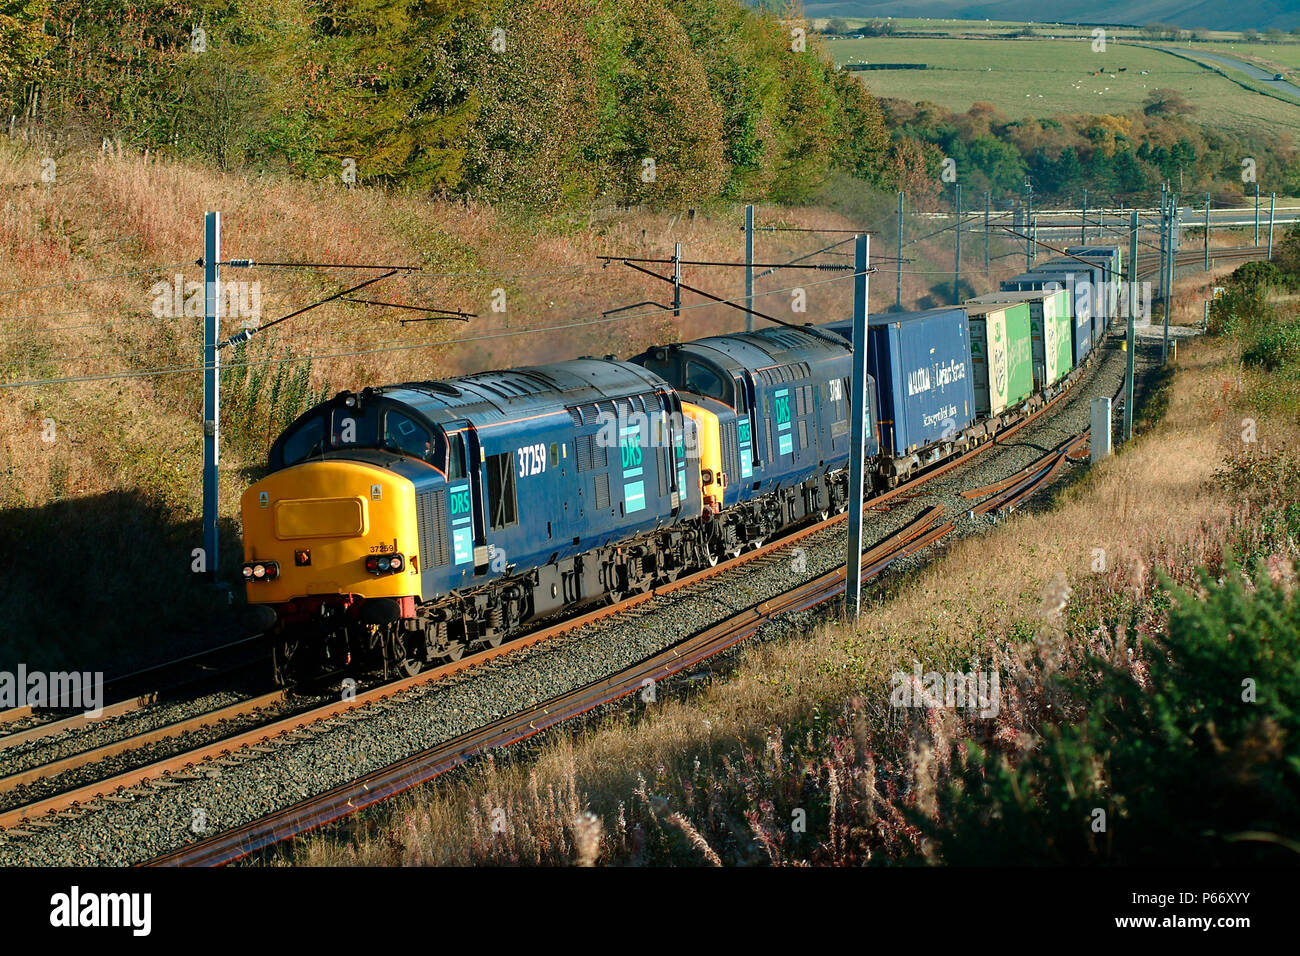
[0,263,192,299]
[1,269,860,390]
[220,260,603,279]
[340,297,476,322]
[755,234,859,280]
[597,254,853,270]
[218,270,400,349]
[618,258,868,338]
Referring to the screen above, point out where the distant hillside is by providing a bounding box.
[799,1,1300,32]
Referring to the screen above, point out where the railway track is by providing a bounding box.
[0,240,1258,863]
[0,347,1088,839]
[1137,243,1267,290]
[149,424,1095,867]
[0,237,1236,746]
[0,633,266,748]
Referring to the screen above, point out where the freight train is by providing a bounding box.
[240,248,1119,683]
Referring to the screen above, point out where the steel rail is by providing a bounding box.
[145,508,950,866]
[8,239,1270,842]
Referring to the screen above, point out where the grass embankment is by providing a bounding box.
[0,142,1027,673]
[295,263,1300,866]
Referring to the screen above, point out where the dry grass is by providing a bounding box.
[291,315,1297,866]
[0,137,1050,669]
[0,141,1006,513]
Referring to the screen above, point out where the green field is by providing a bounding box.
[828,37,1300,134]
[814,17,1243,42]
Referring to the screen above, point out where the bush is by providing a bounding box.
[1228,259,1288,291]
[1241,319,1300,372]
[920,562,1300,865]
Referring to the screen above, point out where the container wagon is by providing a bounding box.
[961,300,1036,417]
[818,308,977,486]
[1001,271,1092,366]
[1040,255,1114,343]
[1037,257,1106,321]
[965,289,1073,394]
[1064,246,1123,339]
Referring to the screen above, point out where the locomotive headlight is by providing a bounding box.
[364,553,405,575]
[701,469,714,485]
[242,560,280,582]
[344,394,357,407]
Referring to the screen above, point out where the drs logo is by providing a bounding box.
[621,433,642,469]
[774,395,791,425]
[450,488,471,516]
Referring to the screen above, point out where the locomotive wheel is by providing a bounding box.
[445,640,465,662]
[486,630,504,649]
[384,626,423,678]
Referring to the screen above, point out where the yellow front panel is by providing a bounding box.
[275,497,366,539]
[241,459,421,605]
[681,401,722,494]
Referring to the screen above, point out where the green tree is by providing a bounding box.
[306,0,479,188]
[0,0,49,87]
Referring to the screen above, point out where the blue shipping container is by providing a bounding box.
[1001,271,1092,366]
[1040,257,1112,343]
[818,308,975,459]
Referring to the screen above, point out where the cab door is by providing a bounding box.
[442,421,483,571]
[734,374,757,481]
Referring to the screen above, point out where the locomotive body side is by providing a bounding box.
[243,359,704,680]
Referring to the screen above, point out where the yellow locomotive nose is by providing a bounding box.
[240,459,421,610]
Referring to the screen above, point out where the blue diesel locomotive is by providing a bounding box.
[242,254,1112,681]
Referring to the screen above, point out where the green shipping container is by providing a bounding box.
[965,289,1073,390]
[964,301,1035,416]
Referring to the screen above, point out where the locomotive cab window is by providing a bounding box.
[486,452,518,529]
[445,433,467,479]
[383,411,430,460]
[281,416,325,465]
[684,361,732,405]
[330,407,376,449]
